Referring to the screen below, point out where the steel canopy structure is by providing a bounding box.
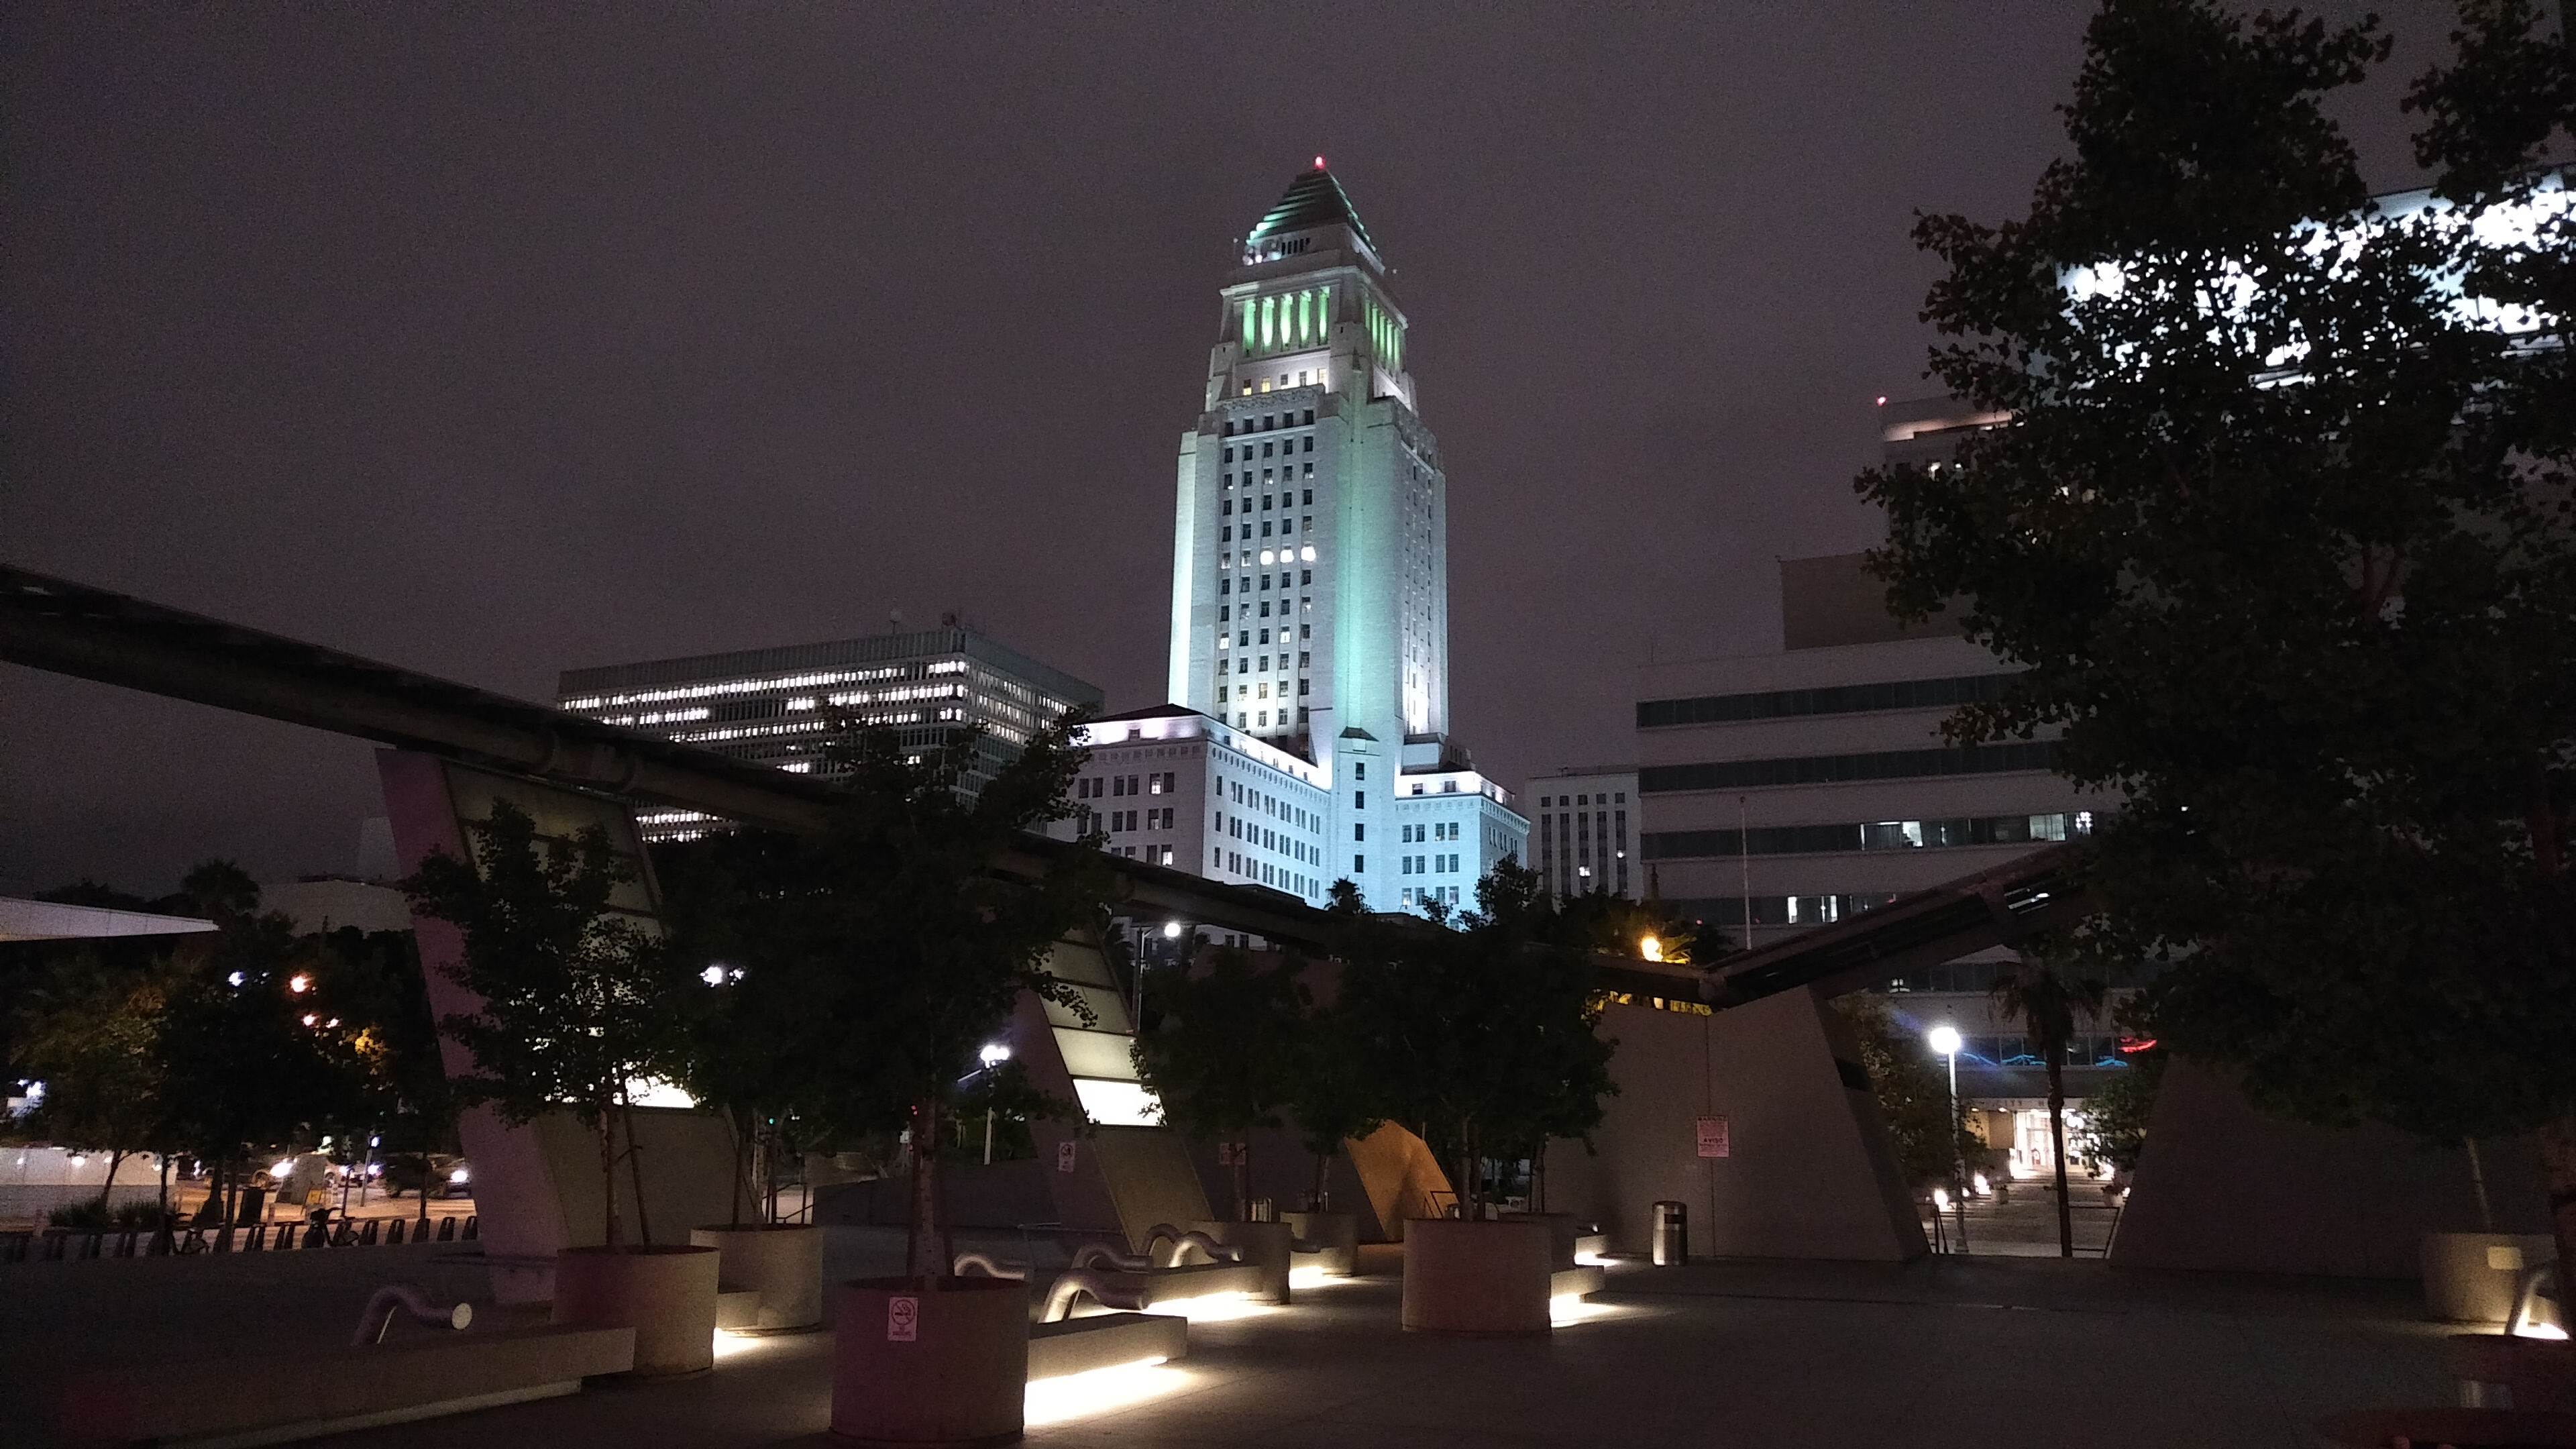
[0,562,2085,998]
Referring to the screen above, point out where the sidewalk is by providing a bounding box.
[5,1230,2453,1448]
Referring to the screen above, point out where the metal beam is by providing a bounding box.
[0,563,2092,983]
[0,564,1354,942]
[1703,842,2091,1005]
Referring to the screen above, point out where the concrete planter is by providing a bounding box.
[2315,1407,2576,1447]
[1400,1218,1551,1337]
[1189,1219,1293,1303]
[551,1244,720,1376]
[690,1223,824,1332]
[1283,1210,1359,1276]
[2424,1232,2559,1324]
[831,1276,1028,1448]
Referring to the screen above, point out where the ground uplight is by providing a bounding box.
[1142,1291,1273,1323]
[1550,1295,1626,1327]
[1024,1358,1194,1425]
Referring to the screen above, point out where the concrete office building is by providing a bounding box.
[557,622,1102,842]
[1527,767,1640,902]
[1159,162,1526,913]
[1631,397,2136,1169]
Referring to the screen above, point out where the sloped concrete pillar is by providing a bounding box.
[1550,987,1925,1262]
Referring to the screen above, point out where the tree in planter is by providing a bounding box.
[405,800,690,1248]
[1338,860,1617,1221]
[1857,0,2576,1301]
[743,715,1101,1279]
[1131,947,1306,1220]
[1988,954,2108,1257]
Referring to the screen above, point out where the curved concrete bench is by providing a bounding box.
[1028,1312,1188,1380]
[56,1324,634,1446]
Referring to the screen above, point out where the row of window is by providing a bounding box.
[1220,570,1316,596]
[1636,673,2017,730]
[1666,894,1902,928]
[1403,885,1460,907]
[1083,807,1175,834]
[1401,822,1460,843]
[1218,597,1307,623]
[1638,742,2059,795]
[1224,490,1313,514]
[1538,790,1625,807]
[1401,853,1461,875]
[1224,409,1316,435]
[1218,520,1311,541]
[1223,437,1315,462]
[1226,462,1318,485]
[1076,771,1176,800]
[1221,626,1309,647]
[1222,653,1309,673]
[1215,847,1322,899]
[1232,707,1309,732]
[1217,681,1307,702]
[1642,811,2095,861]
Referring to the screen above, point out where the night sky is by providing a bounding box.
[2,2,2459,896]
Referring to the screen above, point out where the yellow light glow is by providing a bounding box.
[1550,1295,1623,1327]
[710,1330,780,1360]
[1024,1358,1193,1426]
[1639,936,1662,963]
[1143,1291,1270,1323]
[288,975,311,994]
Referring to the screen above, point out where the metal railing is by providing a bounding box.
[0,1214,478,1264]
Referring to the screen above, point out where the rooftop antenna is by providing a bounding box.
[888,608,904,632]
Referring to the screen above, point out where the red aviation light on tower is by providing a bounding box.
[1314,155,1327,170]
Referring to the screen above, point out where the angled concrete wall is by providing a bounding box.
[1550,986,1927,1262]
[378,751,735,1297]
[2110,1059,2547,1279]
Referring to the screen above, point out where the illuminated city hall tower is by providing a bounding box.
[1163,161,1524,913]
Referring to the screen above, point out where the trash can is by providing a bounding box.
[233,1185,266,1228]
[1652,1200,1688,1267]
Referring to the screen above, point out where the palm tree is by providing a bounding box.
[1989,953,2106,1258]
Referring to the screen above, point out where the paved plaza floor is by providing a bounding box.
[271,1246,2445,1449]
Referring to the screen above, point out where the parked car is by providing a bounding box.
[380,1154,472,1199]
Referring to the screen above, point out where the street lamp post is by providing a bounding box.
[976,1043,1012,1165]
[1927,1024,1969,1254]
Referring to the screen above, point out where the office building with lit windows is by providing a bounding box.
[1529,768,1640,902]
[556,623,1101,841]
[1161,161,1526,914]
[1631,399,2137,1163]
[1063,705,1334,898]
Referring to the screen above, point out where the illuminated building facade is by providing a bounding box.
[557,623,1101,841]
[1162,162,1525,913]
[1529,767,1640,902]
